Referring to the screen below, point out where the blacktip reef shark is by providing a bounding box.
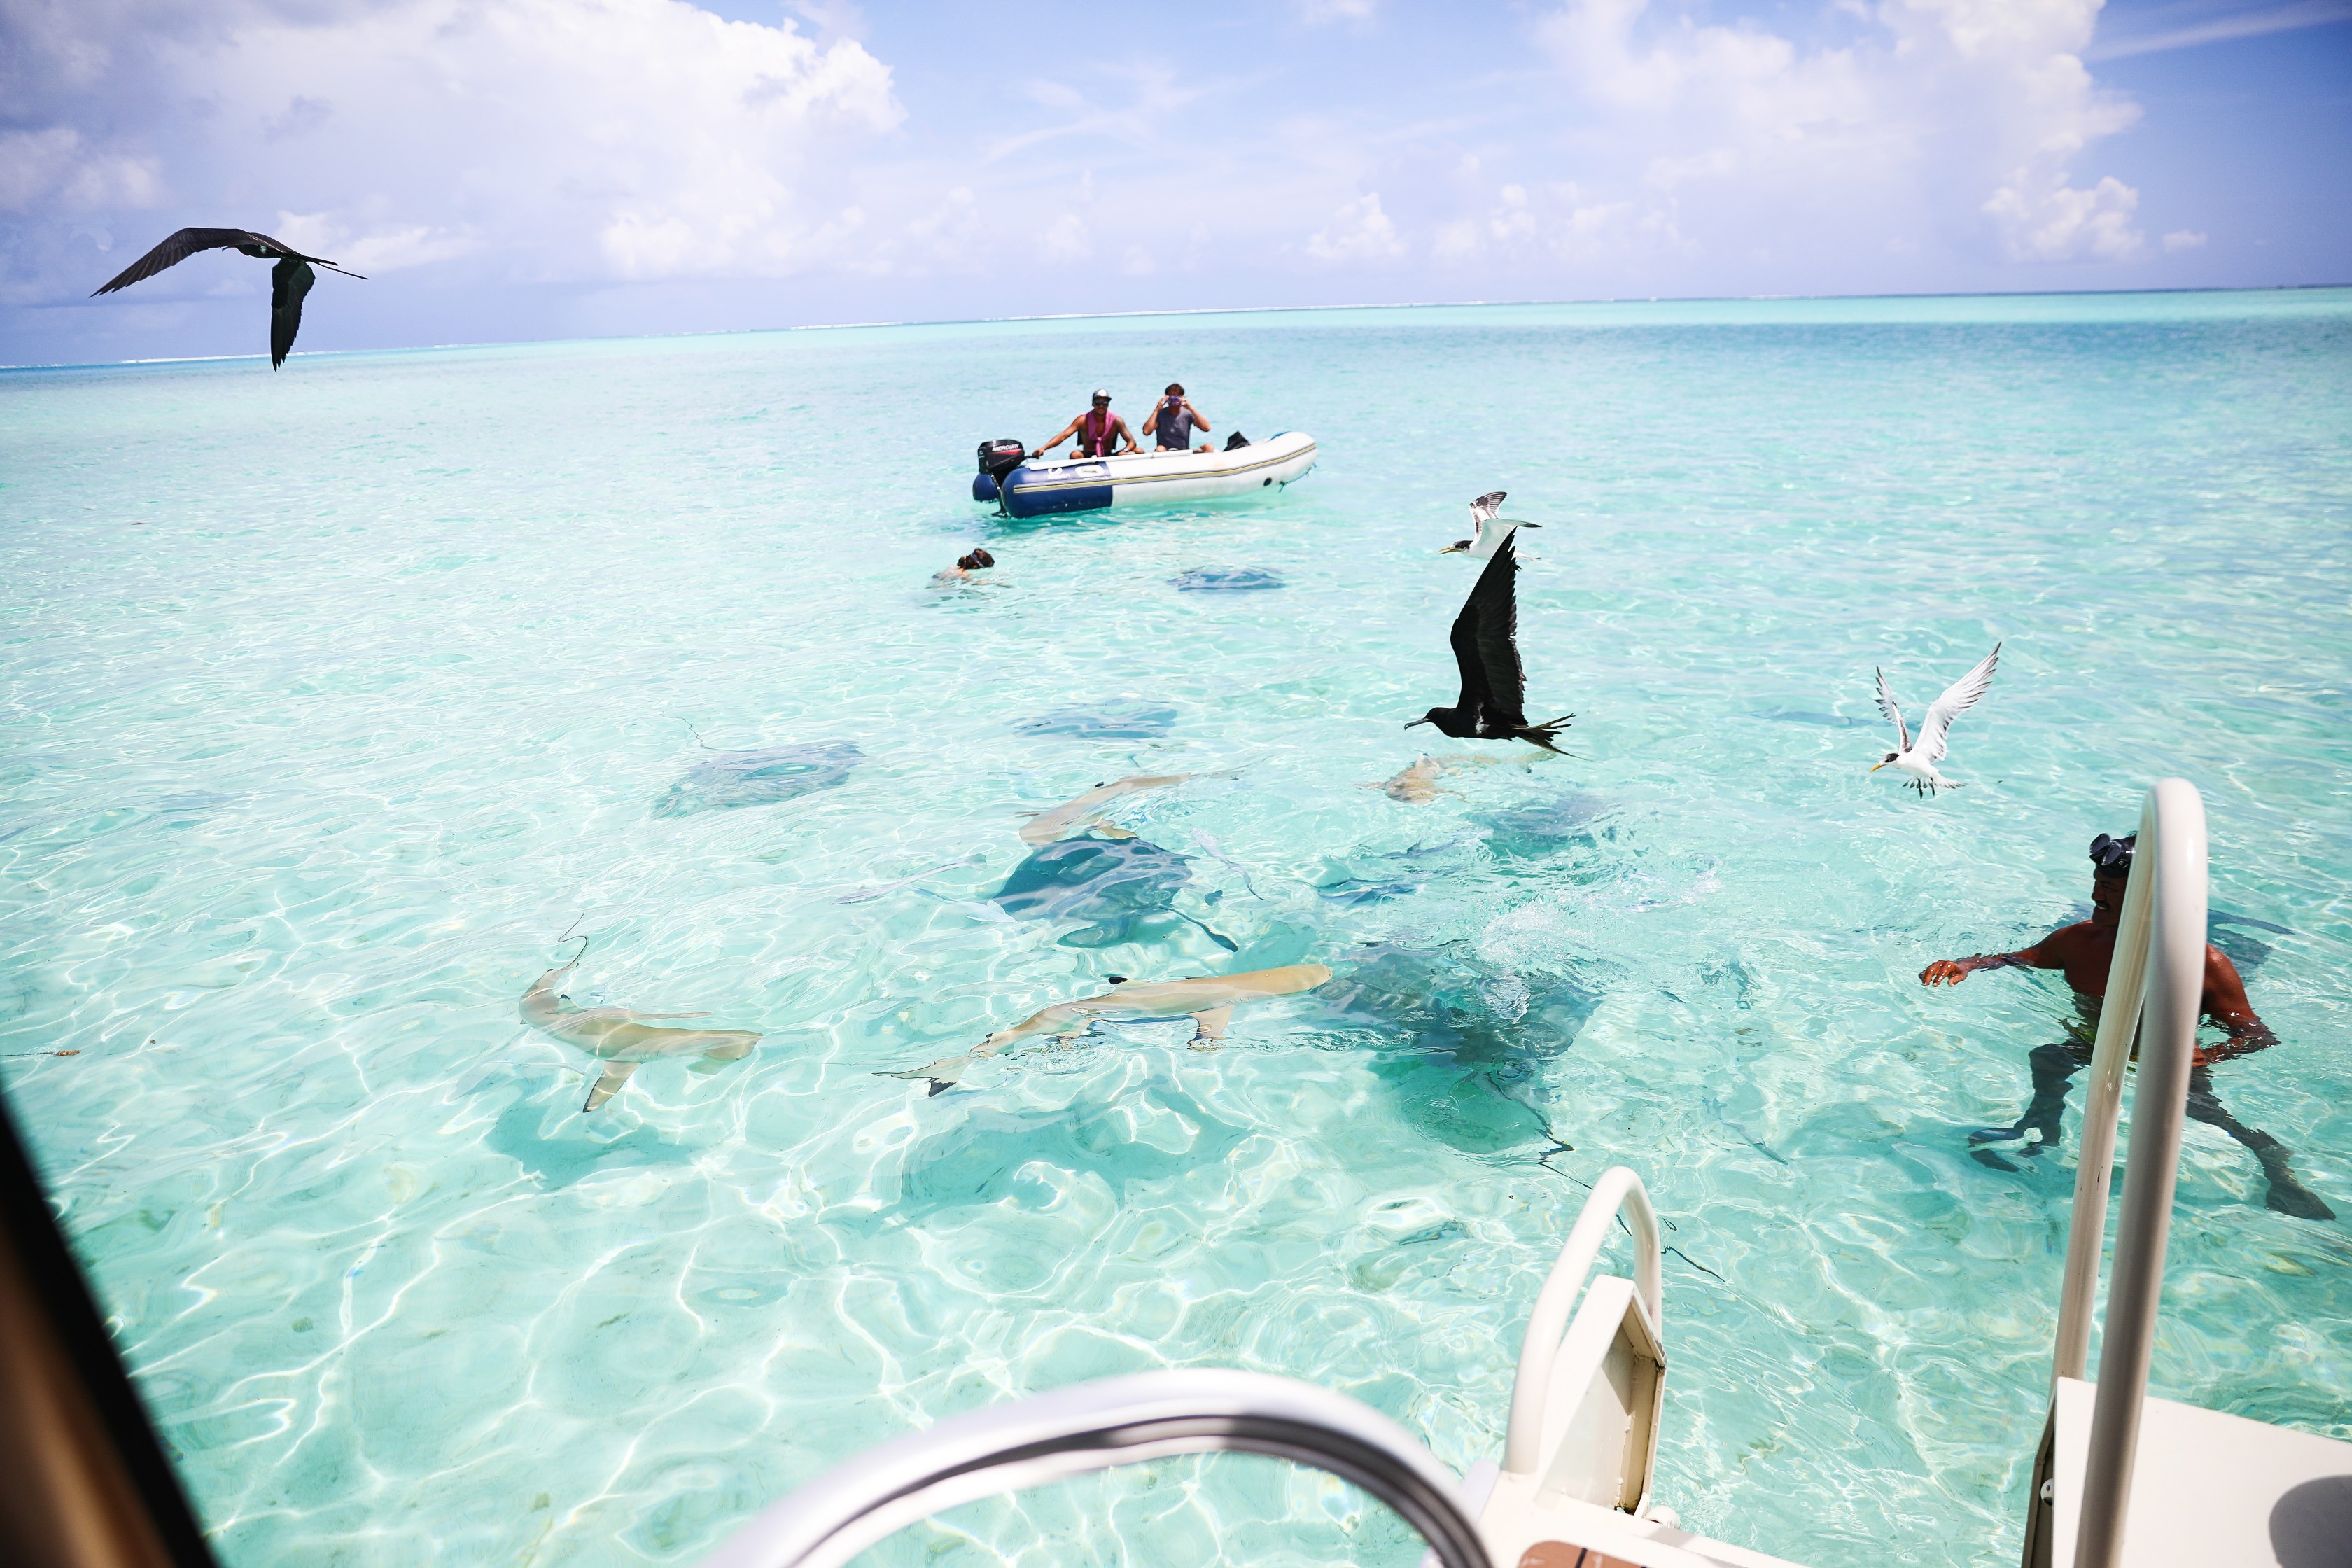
[879,962,1332,1095]
[1018,772,1202,846]
[1366,753,1502,804]
[519,938,762,1112]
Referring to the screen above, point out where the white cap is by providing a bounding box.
[1091,388,1111,400]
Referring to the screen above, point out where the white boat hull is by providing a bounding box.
[992,431,1316,518]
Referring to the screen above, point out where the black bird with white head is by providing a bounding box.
[92,228,368,369]
[1410,491,1572,752]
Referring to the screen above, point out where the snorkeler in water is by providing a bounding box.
[1919,830,2332,1220]
[933,547,996,582]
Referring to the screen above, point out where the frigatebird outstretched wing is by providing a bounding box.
[1447,531,1530,734]
[269,260,314,370]
[91,228,360,295]
[92,227,366,370]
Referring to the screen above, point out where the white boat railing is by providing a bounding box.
[1502,1164,1662,1480]
[2029,778,2209,1568]
[696,1368,1492,1568]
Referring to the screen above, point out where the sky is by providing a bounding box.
[1,0,2346,365]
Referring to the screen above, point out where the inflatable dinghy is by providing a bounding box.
[972,431,1316,519]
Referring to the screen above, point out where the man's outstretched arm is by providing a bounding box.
[1920,932,2064,987]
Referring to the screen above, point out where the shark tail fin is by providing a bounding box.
[878,1057,966,1096]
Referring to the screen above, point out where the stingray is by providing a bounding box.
[1170,567,1284,592]
[1308,941,1600,1157]
[1476,789,1614,862]
[991,833,1236,951]
[1011,704,1178,740]
[654,739,861,818]
[1315,876,1420,907]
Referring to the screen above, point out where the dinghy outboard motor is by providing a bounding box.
[974,438,1027,505]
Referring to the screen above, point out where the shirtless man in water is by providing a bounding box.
[1921,832,2331,1219]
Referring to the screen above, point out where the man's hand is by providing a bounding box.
[1920,958,1975,986]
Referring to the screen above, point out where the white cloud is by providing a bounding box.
[269,215,476,275]
[1307,192,1405,262]
[1039,214,1093,263]
[0,0,901,298]
[0,129,163,215]
[2162,228,2209,252]
[1527,0,2148,268]
[1983,170,2143,261]
[0,0,2260,354]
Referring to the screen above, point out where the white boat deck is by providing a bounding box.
[2049,1377,2352,1567]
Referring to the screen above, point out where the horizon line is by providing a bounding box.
[4,279,2347,374]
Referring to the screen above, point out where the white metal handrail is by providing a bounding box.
[696,1368,1492,1568]
[1502,1166,1662,1478]
[2038,779,2208,1568]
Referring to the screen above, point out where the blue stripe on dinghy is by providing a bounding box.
[1002,472,1115,518]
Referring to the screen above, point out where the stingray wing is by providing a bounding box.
[270,258,314,369]
[92,228,270,295]
[1450,534,1528,731]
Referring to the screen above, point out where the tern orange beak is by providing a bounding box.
[1868,761,1889,773]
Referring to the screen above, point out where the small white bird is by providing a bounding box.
[1441,490,1542,559]
[1870,643,2001,795]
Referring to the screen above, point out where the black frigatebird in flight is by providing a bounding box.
[92,228,367,369]
[1408,493,1572,752]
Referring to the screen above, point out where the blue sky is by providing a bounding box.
[1,0,2345,365]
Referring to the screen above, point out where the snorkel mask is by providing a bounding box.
[2089,832,2137,878]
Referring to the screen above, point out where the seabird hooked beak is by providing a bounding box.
[1404,718,1432,729]
[1868,760,1889,773]
[1438,542,1468,554]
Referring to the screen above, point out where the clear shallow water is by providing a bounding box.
[4,290,2351,1567]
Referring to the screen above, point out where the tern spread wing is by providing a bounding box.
[1470,491,1506,524]
[1873,667,1910,752]
[1449,533,1528,731]
[1914,643,1999,764]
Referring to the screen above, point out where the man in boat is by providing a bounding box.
[1140,383,1213,453]
[1034,390,1138,461]
[1920,832,2332,1218]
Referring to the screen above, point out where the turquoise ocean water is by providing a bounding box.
[4,289,2350,1567]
